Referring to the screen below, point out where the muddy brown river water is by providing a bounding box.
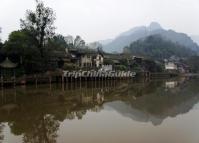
[0,77,199,143]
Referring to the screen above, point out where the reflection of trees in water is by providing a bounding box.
[65,110,87,120]
[0,124,5,143]
[107,80,164,100]
[22,114,59,143]
[107,78,199,125]
[0,79,198,140]
[0,81,117,142]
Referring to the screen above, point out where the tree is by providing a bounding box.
[124,35,195,60]
[0,27,2,48]
[4,30,34,56]
[23,114,59,143]
[186,56,199,73]
[0,28,5,62]
[20,0,56,57]
[73,36,85,49]
[47,34,67,51]
[0,27,2,42]
[143,59,163,72]
[3,32,66,74]
[65,35,86,49]
[4,30,43,74]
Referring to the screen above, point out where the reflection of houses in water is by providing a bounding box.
[96,92,104,104]
[80,93,93,104]
[165,77,188,90]
[80,89,105,105]
[0,79,120,118]
[0,124,4,142]
[0,77,198,138]
[165,81,178,89]
[0,80,123,141]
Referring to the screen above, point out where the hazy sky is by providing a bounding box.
[0,0,199,42]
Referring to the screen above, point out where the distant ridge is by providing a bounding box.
[191,35,199,45]
[100,22,199,53]
[124,34,195,60]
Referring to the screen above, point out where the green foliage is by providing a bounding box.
[130,59,163,72]
[4,30,45,74]
[119,59,129,67]
[143,59,163,72]
[0,43,4,63]
[63,63,80,71]
[20,0,56,57]
[3,30,67,74]
[0,27,2,43]
[65,35,86,49]
[104,59,114,65]
[186,56,199,73]
[1,0,66,75]
[0,27,3,61]
[114,65,127,71]
[4,30,36,55]
[0,42,2,51]
[124,35,195,60]
[47,35,67,52]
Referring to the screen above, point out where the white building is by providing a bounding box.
[100,65,113,71]
[94,54,104,68]
[165,81,178,89]
[80,53,103,68]
[80,55,93,67]
[165,62,178,70]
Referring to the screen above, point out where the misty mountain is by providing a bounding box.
[191,35,199,45]
[101,22,199,53]
[98,39,113,45]
[124,35,195,60]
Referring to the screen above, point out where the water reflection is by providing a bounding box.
[0,78,199,142]
[0,124,4,143]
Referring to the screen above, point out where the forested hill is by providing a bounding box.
[123,35,196,60]
[102,22,199,53]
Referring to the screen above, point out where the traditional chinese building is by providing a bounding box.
[0,57,18,85]
[65,48,104,69]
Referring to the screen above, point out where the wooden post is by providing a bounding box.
[62,74,64,91]
[13,70,16,88]
[1,72,3,104]
[49,76,52,91]
[1,75,3,88]
[71,75,72,83]
[75,76,77,90]
[35,75,38,89]
[1,84,3,104]
[80,77,82,89]
[95,76,96,89]
[14,88,17,102]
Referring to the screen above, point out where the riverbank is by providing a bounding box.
[1,70,197,87]
[0,70,136,87]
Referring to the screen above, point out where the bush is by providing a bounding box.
[114,65,127,71]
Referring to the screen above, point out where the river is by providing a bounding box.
[0,77,199,143]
